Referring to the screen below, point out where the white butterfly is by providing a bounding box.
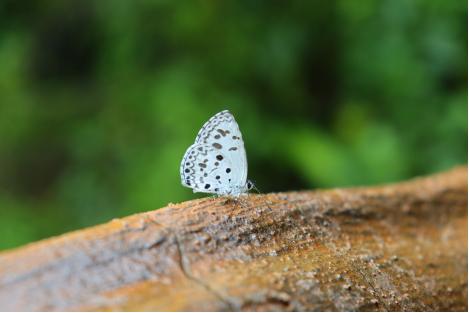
[180,110,253,196]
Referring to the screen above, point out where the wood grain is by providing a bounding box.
[0,166,467,311]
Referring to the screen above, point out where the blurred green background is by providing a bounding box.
[0,0,466,250]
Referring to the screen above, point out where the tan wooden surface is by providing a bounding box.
[0,166,467,311]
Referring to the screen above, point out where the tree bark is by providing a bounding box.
[0,166,467,311]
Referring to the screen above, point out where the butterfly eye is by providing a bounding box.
[247,181,253,190]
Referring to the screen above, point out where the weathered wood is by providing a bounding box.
[0,166,467,311]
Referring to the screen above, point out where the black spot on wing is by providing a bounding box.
[216,129,230,137]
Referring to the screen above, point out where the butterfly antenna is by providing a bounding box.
[250,180,262,194]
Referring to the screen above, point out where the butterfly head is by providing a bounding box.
[246,179,258,193]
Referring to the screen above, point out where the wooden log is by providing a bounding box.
[0,166,467,311]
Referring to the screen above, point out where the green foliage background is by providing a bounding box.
[0,0,466,250]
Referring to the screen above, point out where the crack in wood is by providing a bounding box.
[173,234,237,311]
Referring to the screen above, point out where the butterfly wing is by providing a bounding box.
[180,110,248,195]
[195,110,236,144]
[180,143,230,194]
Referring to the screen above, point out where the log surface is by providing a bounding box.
[0,166,467,311]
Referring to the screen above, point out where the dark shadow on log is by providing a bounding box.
[0,166,467,311]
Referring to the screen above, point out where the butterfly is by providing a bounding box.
[180,110,253,196]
